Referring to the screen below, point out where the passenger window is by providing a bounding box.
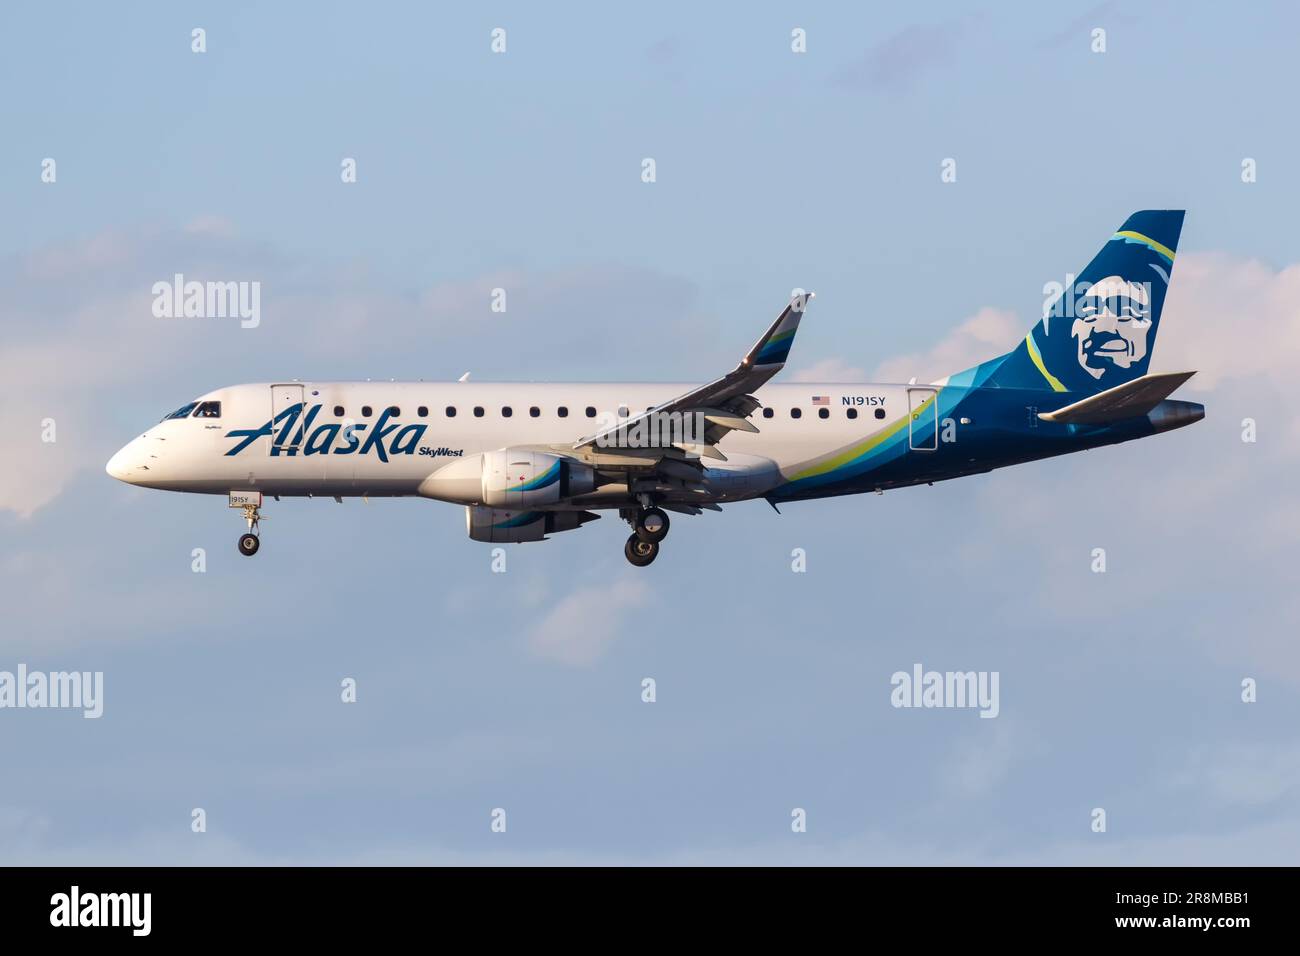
[762,408,774,419]
[333,405,344,417]
[446,406,457,417]
[418,406,429,417]
[388,406,400,418]
[617,405,629,418]
[818,408,829,419]
[875,408,886,419]
[558,406,569,418]
[846,408,858,420]
[585,406,596,418]
[790,408,802,419]
[193,401,222,418]
[501,406,512,418]
[361,406,373,417]
[473,406,484,418]
[529,406,540,418]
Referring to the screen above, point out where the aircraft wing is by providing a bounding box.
[1036,370,1197,425]
[573,292,813,461]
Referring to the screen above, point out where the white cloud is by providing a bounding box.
[873,306,1020,384]
[529,577,649,666]
[789,357,867,382]
[1154,251,1300,392]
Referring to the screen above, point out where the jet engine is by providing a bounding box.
[481,450,596,508]
[465,507,600,543]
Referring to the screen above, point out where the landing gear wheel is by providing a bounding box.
[635,507,670,543]
[236,501,265,556]
[624,533,659,567]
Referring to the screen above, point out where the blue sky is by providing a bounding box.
[3,1,1299,864]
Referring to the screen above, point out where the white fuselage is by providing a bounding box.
[105,380,917,507]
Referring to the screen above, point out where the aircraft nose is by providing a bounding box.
[106,442,141,483]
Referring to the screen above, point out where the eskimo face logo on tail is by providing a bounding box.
[224,404,429,461]
[1071,275,1152,380]
[1044,237,1173,391]
[984,211,1183,395]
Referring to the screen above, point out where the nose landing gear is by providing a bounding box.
[236,502,264,557]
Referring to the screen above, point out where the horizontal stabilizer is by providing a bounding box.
[1037,371,1196,425]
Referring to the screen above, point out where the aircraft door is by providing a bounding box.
[270,384,306,453]
[908,387,938,452]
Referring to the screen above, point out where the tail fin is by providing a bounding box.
[979,210,1185,394]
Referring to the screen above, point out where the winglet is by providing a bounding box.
[572,291,813,451]
[744,292,813,369]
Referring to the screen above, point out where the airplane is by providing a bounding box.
[106,210,1202,567]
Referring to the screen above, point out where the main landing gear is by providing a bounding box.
[635,507,670,543]
[237,502,264,556]
[624,534,658,567]
[623,505,671,566]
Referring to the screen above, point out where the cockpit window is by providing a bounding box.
[162,402,198,421]
[193,401,222,418]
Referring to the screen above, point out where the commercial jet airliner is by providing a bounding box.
[107,211,1202,566]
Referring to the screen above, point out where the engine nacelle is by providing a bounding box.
[466,507,599,543]
[481,450,596,508]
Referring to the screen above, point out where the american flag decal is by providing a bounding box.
[811,395,829,406]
